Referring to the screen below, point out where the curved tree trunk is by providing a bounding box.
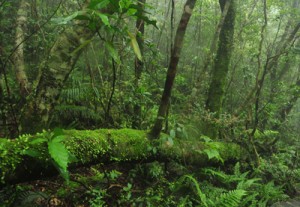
[150,0,197,138]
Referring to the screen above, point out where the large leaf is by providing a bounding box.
[51,11,86,25]
[48,136,69,172]
[127,31,142,61]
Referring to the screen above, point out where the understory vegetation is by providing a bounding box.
[0,0,299,206]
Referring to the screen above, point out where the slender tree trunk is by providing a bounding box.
[12,0,30,97]
[235,22,300,116]
[132,0,145,129]
[0,74,5,137]
[204,0,235,138]
[150,0,197,138]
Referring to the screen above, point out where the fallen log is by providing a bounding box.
[0,128,245,186]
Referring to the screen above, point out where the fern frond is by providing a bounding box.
[202,168,228,180]
[182,175,209,207]
[237,178,261,190]
[215,189,247,207]
[239,192,259,207]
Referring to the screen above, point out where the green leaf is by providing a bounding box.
[203,149,224,163]
[52,128,64,138]
[48,139,69,172]
[88,0,110,9]
[167,137,174,146]
[105,41,121,64]
[95,12,110,27]
[127,31,143,61]
[71,39,93,55]
[22,149,42,158]
[53,161,70,183]
[170,129,176,138]
[119,0,131,11]
[51,11,86,25]
[30,137,47,144]
[51,135,65,143]
[123,183,132,191]
[127,8,137,16]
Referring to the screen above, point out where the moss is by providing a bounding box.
[0,134,32,183]
[0,128,245,184]
[109,129,151,161]
[64,129,109,163]
[159,137,244,166]
[63,128,151,163]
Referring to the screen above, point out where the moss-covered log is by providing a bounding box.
[0,128,245,186]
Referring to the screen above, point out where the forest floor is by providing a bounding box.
[0,162,173,206]
[1,161,300,206]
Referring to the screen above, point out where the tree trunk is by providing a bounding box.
[0,128,244,186]
[150,0,197,138]
[12,0,30,97]
[235,19,300,117]
[132,0,145,129]
[19,22,95,134]
[204,0,236,138]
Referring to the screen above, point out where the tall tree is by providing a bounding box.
[150,0,197,138]
[204,0,236,138]
[13,0,30,97]
[18,0,96,133]
[132,0,145,129]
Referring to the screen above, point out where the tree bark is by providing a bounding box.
[200,0,231,75]
[12,0,30,97]
[204,0,235,138]
[132,0,145,129]
[0,128,244,186]
[19,19,96,134]
[150,0,197,138]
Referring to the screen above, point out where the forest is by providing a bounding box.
[0,0,300,206]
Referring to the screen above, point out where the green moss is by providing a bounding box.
[159,137,243,166]
[0,134,32,183]
[109,129,151,161]
[63,128,151,163]
[0,128,245,184]
[64,129,109,163]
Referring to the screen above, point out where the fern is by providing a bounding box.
[202,168,228,181]
[257,181,289,206]
[237,178,261,190]
[215,189,247,207]
[239,192,260,207]
[181,175,209,207]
